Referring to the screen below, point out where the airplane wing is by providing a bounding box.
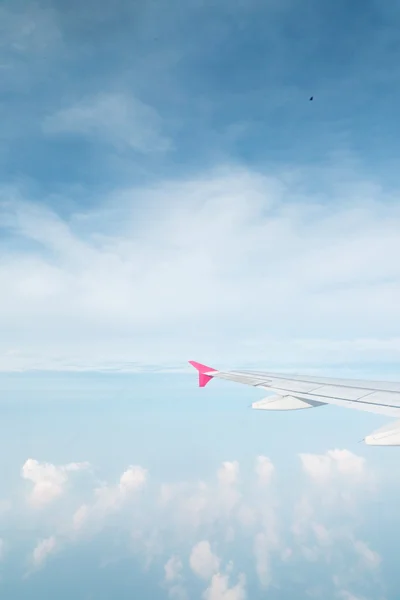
[188,360,400,446]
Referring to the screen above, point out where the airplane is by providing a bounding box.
[189,360,400,446]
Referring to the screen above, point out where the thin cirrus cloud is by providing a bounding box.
[30,536,57,570]
[1,163,400,373]
[0,448,385,599]
[42,92,172,153]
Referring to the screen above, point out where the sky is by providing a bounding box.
[1,0,400,598]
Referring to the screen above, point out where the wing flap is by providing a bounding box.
[213,371,272,386]
[365,419,400,445]
[252,395,325,411]
[284,391,400,417]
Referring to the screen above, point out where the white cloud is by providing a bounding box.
[291,449,384,599]
[253,532,272,588]
[21,459,90,508]
[165,555,183,582]
[43,92,171,153]
[2,165,400,371]
[94,465,147,510]
[119,465,148,493]
[159,481,210,532]
[72,504,90,531]
[353,540,381,569]
[312,522,332,547]
[168,585,189,600]
[158,460,244,535]
[203,572,246,600]
[217,462,239,487]
[299,450,367,485]
[255,456,274,486]
[2,449,386,598]
[73,465,147,530]
[164,556,188,600]
[252,494,280,588]
[236,505,257,530]
[216,462,241,516]
[281,547,292,561]
[190,541,220,580]
[31,536,57,569]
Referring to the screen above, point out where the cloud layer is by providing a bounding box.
[1,449,386,600]
[1,164,400,372]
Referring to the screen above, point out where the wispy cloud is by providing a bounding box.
[43,93,172,153]
[0,3,61,65]
[1,164,400,371]
[30,535,57,570]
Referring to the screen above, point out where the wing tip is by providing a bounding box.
[188,360,216,387]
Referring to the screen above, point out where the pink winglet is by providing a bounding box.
[188,360,217,387]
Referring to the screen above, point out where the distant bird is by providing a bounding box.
[309,96,314,101]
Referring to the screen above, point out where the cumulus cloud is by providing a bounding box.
[165,555,184,582]
[252,500,280,589]
[216,461,242,517]
[203,572,246,600]
[94,464,147,509]
[3,450,385,598]
[299,449,367,485]
[291,449,384,599]
[21,458,90,508]
[158,461,243,536]
[190,541,220,580]
[164,555,188,600]
[254,456,274,486]
[152,450,381,597]
[2,165,400,371]
[217,462,240,487]
[159,481,210,532]
[253,532,273,588]
[72,465,147,531]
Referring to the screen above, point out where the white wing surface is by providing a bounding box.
[189,361,400,445]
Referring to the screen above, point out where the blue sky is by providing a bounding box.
[1,0,400,598]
